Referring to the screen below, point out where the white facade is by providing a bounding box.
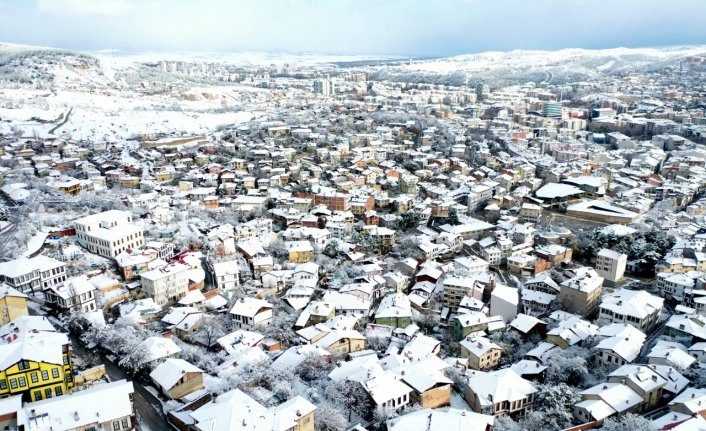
[211,260,240,292]
[230,297,273,328]
[141,263,190,308]
[45,275,97,313]
[490,285,519,323]
[75,210,144,259]
[598,288,664,332]
[0,255,67,294]
[595,248,627,284]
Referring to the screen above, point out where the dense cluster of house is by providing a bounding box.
[1,50,706,431]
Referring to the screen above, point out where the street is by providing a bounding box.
[68,333,170,431]
[26,302,169,431]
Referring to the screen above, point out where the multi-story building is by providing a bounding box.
[443,277,476,312]
[0,256,67,294]
[74,210,144,259]
[44,276,97,313]
[7,379,135,431]
[0,284,28,325]
[0,330,74,402]
[519,203,541,223]
[464,369,537,417]
[598,288,664,332]
[595,248,628,285]
[116,242,175,282]
[140,263,190,309]
[460,335,503,370]
[313,78,334,97]
[210,259,240,292]
[559,268,603,317]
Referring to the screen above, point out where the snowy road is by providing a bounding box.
[68,333,171,431]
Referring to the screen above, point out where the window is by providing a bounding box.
[18,376,26,387]
[52,368,60,379]
[34,390,42,400]
[55,386,62,396]
[42,370,49,380]
[63,356,69,365]
[122,419,129,429]
[0,379,6,390]
[45,388,52,398]
[113,421,121,431]
[10,379,17,389]
[30,372,38,383]
[18,360,30,370]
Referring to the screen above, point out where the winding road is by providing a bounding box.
[48,107,73,135]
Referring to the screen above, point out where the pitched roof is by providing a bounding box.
[150,358,203,390]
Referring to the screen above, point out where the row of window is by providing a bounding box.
[33,385,63,400]
[0,367,62,391]
[111,419,130,430]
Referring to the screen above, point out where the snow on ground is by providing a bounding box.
[99,287,128,308]
[0,85,256,141]
[26,299,47,315]
[447,389,471,411]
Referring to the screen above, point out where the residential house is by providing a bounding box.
[187,389,316,431]
[140,263,191,309]
[451,312,490,341]
[150,358,204,399]
[464,369,537,417]
[0,330,74,401]
[44,275,97,313]
[375,293,413,328]
[0,284,28,324]
[559,267,603,317]
[598,288,664,332]
[230,297,273,329]
[10,380,135,431]
[460,336,503,370]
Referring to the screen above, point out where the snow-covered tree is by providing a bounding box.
[314,402,349,431]
[600,413,655,431]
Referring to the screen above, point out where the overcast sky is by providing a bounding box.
[1,0,705,57]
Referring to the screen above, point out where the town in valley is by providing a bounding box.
[1,2,706,431]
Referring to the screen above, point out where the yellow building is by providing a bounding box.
[287,241,314,263]
[0,285,29,325]
[0,331,74,402]
[57,181,82,196]
[315,330,366,356]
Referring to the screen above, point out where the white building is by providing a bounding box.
[490,285,519,323]
[75,210,144,259]
[230,297,273,328]
[0,255,66,294]
[313,78,335,97]
[598,288,664,332]
[13,380,135,431]
[211,259,240,292]
[44,275,97,313]
[140,263,191,308]
[595,248,627,285]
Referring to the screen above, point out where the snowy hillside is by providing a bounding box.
[370,46,706,86]
[0,46,258,141]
